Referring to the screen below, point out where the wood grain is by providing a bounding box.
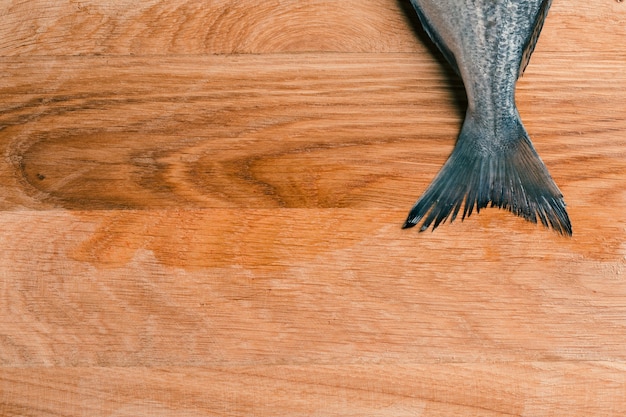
[3,364,626,416]
[0,0,424,55]
[1,208,626,366]
[2,53,624,212]
[0,0,624,56]
[1,0,626,416]
[0,53,461,210]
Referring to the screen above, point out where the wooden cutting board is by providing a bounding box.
[1,0,625,415]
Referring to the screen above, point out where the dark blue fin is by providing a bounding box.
[519,0,553,77]
[403,115,571,236]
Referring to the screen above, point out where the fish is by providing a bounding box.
[403,0,571,235]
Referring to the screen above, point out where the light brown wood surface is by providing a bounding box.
[1,0,626,415]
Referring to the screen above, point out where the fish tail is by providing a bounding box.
[403,115,571,235]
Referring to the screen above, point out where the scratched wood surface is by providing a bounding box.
[1,0,626,416]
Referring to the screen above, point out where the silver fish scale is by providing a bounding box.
[412,0,542,122]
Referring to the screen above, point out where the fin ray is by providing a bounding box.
[403,116,571,235]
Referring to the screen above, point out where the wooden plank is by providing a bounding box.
[1,53,625,213]
[1,209,625,367]
[0,0,624,56]
[2,363,626,416]
[0,0,424,56]
[0,53,458,210]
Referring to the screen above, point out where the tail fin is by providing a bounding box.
[403,116,571,235]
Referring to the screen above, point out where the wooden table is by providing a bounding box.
[1,1,625,415]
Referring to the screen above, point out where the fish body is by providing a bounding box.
[404,0,571,235]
